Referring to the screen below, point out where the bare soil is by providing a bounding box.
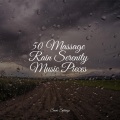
[0,81,120,120]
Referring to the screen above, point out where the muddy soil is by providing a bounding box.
[0,81,120,120]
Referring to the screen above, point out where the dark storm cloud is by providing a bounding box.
[0,28,30,59]
[0,0,120,76]
[33,0,120,28]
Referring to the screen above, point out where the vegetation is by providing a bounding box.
[74,80,120,91]
[0,77,40,101]
[0,77,120,102]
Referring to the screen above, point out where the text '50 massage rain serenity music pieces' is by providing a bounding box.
[29,39,89,73]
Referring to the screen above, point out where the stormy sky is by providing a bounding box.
[0,0,120,77]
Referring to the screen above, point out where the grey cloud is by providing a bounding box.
[0,0,120,76]
[33,0,120,28]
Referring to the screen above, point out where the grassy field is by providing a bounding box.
[72,80,120,91]
[0,78,120,102]
[0,77,40,101]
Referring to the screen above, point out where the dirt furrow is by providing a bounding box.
[0,81,120,120]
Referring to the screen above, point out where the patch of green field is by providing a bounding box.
[0,77,40,101]
[74,80,120,91]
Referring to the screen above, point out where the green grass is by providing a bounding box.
[0,78,120,102]
[74,80,120,91]
[0,77,40,101]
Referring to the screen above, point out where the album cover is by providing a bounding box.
[0,0,120,120]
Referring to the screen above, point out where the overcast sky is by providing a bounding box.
[0,0,120,77]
